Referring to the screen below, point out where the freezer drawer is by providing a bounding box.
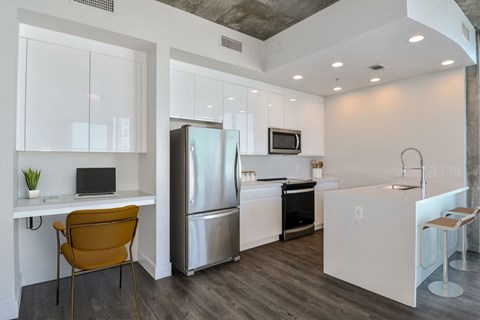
[187,208,240,272]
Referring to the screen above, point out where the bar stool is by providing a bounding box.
[445,207,479,271]
[421,211,476,297]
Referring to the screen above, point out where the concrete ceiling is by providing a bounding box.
[158,0,479,41]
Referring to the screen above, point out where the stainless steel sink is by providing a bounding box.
[379,184,420,190]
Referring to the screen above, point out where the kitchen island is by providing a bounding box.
[323,180,467,307]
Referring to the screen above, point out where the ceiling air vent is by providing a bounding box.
[369,64,385,71]
[221,35,243,53]
[73,0,114,12]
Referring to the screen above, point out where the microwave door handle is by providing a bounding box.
[295,134,300,150]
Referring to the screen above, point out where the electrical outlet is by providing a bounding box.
[441,167,448,176]
[355,206,364,219]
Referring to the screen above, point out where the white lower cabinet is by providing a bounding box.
[314,181,338,229]
[240,185,282,251]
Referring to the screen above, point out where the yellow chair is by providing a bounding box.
[53,205,140,319]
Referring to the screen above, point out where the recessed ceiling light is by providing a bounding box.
[333,87,342,91]
[332,62,343,68]
[268,104,272,107]
[370,78,381,82]
[290,98,297,102]
[240,110,245,113]
[441,60,455,66]
[293,75,303,80]
[206,105,213,108]
[250,89,258,93]
[227,97,235,101]
[408,35,424,43]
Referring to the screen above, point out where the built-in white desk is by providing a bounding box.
[14,190,155,219]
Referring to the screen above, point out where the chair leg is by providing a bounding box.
[428,230,463,297]
[130,261,140,320]
[119,264,122,289]
[56,251,60,305]
[71,268,75,320]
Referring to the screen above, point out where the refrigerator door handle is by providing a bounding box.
[188,145,195,205]
[189,209,238,221]
[235,143,241,200]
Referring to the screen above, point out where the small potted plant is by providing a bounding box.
[22,168,41,199]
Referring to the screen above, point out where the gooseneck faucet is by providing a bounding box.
[400,148,426,189]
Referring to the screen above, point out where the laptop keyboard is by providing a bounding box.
[74,192,117,199]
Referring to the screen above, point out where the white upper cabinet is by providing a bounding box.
[24,39,90,151]
[17,29,147,153]
[90,53,143,152]
[268,92,285,128]
[247,88,269,155]
[194,75,223,122]
[223,82,248,154]
[299,99,325,156]
[284,97,299,130]
[16,38,27,151]
[170,70,195,119]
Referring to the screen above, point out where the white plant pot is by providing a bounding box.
[27,189,40,199]
[312,168,323,178]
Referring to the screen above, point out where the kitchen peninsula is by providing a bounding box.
[323,180,468,307]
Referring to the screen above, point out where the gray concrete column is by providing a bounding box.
[467,30,480,251]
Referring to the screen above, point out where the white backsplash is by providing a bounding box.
[241,155,323,179]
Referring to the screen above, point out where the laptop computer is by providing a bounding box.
[75,167,117,199]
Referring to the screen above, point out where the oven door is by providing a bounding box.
[283,187,315,231]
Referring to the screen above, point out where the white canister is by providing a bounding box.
[312,168,322,178]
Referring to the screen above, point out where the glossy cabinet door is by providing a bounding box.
[24,39,90,151]
[223,82,248,154]
[299,100,324,156]
[247,88,269,155]
[284,97,299,130]
[16,38,27,151]
[194,75,223,122]
[90,53,142,152]
[170,70,195,119]
[268,92,285,128]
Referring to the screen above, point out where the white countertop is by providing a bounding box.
[241,176,338,190]
[14,190,156,219]
[330,179,467,204]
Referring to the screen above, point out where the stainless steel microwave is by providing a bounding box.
[268,128,301,154]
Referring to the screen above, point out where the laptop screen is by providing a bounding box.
[76,168,116,194]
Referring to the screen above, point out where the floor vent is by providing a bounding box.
[369,64,385,71]
[221,35,243,53]
[73,0,114,12]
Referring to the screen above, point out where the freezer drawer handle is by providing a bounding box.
[189,210,237,221]
[285,188,315,194]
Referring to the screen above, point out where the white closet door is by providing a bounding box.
[25,39,90,151]
[90,53,142,152]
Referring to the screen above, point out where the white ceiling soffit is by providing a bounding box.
[259,0,476,96]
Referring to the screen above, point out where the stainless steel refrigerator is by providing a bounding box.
[170,125,241,276]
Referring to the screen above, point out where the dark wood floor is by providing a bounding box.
[19,230,480,319]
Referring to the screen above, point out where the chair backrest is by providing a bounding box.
[459,210,477,228]
[66,205,139,251]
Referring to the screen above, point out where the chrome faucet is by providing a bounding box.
[400,148,426,189]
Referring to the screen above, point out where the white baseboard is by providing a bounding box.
[240,235,278,251]
[0,297,19,320]
[314,223,324,231]
[137,251,171,280]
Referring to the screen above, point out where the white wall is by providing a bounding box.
[0,2,21,319]
[324,67,466,188]
[242,155,322,180]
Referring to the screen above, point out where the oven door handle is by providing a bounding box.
[284,187,315,194]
